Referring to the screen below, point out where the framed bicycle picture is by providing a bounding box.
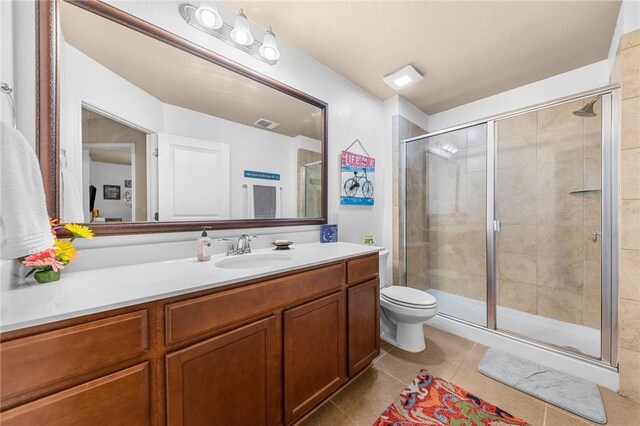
[340,150,375,205]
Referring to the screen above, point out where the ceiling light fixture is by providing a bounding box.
[179,3,280,65]
[194,0,223,29]
[383,65,423,90]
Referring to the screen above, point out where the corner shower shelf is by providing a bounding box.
[569,189,601,194]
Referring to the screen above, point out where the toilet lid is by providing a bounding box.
[381,286,437,308]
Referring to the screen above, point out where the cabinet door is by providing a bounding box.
[348,279,380,376]
[283,292,346,424]
[166,316,278,426]
[0,363,150,426]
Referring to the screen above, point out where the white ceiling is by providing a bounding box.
[229,0,621,115]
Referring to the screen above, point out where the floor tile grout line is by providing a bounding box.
[328,400,358,426]
[372,348,392,365]
[373,364,409,387]
[450,342,477,380]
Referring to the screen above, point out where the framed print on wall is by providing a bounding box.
[341,150,375,205]
[103,185,121,200]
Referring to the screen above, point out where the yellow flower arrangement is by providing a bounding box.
[22,219,92,283]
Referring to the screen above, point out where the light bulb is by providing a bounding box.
[262,47,277,60]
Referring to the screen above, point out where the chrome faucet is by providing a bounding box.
[218,235,257,255]
[218,238,236,256]
[236,234,257,254]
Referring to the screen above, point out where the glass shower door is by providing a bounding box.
[494,95,604,358]
[405,123,488,326]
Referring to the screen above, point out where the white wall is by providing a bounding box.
[429,59,611,131]
[12,0,35,146]
[162,104,299,219]
[0,0,14,128]
[89,161,133,221]
[292,135,322,154]
[60,42,164,182]
[381,95,431,135]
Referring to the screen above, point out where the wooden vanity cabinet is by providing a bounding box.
[0,253,380,426]
[347,279,380,376]
[283,292,346,424]
[166,316,279,426]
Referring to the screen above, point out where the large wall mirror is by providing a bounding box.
[37,0,327,235]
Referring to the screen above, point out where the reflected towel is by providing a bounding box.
[246,184,281,219]
[61,168,85,223]
[0,122,54,259]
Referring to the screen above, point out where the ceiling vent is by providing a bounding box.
[254,118,280,130]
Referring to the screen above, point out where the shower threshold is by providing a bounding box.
[428,289,601,358]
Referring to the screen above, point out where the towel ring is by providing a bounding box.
[1,82,16,129]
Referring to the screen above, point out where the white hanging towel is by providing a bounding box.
[0,122,54,259]
[61,168,85,223]
[245,184,281,219]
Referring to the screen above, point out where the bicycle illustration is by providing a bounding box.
[343,170,374,199]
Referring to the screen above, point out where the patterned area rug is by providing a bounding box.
[374,370,531,426]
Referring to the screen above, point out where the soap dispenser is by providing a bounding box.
[197,228,212,261]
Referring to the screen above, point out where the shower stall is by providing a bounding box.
[401,87,619,369]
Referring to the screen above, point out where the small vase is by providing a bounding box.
[34,270,61,284]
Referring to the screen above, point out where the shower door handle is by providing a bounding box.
[592,231,601,243]
[493,220,502,232]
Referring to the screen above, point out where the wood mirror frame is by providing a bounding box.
[36,0,328,236]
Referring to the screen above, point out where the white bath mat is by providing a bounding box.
[478,348,606,424]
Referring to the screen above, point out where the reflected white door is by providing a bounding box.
[158,134,230,221]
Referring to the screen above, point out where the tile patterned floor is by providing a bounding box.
[299,325,640,426]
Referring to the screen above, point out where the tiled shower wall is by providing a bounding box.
[617,28,640,403]
[391,116,427,285]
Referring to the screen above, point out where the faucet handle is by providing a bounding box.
[243,235,258,253]
[218,238,235,256]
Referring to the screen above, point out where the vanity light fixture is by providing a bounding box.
[383,65,423,90]
[180,3,280,65]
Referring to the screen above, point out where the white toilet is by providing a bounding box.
[378,250,438,352]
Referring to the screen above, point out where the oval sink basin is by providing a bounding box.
[215,253,293,270]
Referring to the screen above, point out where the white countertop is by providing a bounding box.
[0,242,381,333]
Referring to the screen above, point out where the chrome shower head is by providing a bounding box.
[573,98,598,118]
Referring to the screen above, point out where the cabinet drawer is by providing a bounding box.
[0,363,150,426]
[166,263,344,344]
[347,254,378,285]
[1,310,148,402]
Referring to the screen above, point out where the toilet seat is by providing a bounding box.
[381,286,437,309]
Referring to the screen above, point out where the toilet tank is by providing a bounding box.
[378,250,390,288]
